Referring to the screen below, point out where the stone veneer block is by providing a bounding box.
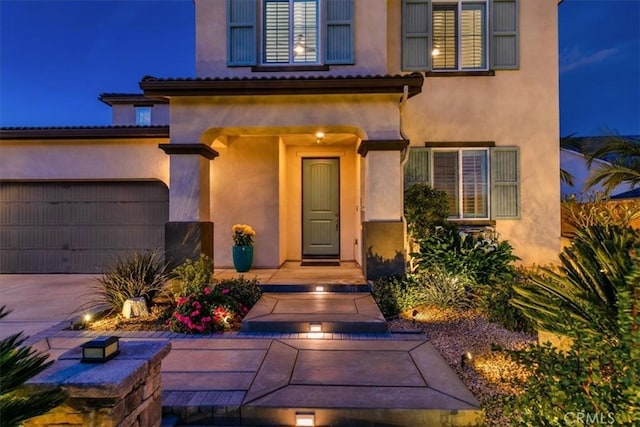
[24,341,171,427]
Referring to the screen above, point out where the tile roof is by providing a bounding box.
[0,125,169,140]
[99,93,169,106]
[140,73,424,98]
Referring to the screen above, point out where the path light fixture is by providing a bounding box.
[461,351,473,367]
[82,336,120,363]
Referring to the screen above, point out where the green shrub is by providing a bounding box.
[167,259,262,334]
[168,285,241,334]
[511,225,637,340]
[170,254,213,297]
[474,267,535,333]
[413,225,519,286]
[372,268,473,317]
[0,306,65,426]
[372,274,422,317]
[502,268,640,425]
[92,249,169,314]
[404,184,449,242]
[214,277,262,309]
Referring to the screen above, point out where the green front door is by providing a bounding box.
[302,158,340,258]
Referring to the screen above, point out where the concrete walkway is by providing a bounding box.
[1,274,484,426]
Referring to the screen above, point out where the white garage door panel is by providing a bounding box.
[0,181,169,273]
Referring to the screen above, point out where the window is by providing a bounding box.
[405,146,519,219]
[264,0,318,64]
[402,0,519,72]
[135,106,151,126]
[431,2,487,70]
[227,0,354,67]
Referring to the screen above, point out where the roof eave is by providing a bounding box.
[139,74,424,99]
[0,126,170,140]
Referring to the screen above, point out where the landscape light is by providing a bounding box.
[309,323,322,332]
[81,336,120,363]
[295,412,315,426]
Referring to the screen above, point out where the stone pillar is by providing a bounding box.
[159,143,218,268]
[358,140,409,280]
[24,341,171,427]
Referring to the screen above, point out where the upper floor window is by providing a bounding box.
[135,106,151,126]
[402,0,518,72]
[405,146,520,219]
[264,0,319,64]
[432,2,487,70]
[227,0,354,67]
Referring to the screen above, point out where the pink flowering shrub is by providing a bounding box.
[169,286,243,333]
[167,275,260,334]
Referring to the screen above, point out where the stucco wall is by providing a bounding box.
[396,0,562,265]
[0,140,169,183]
[194,0,389,77]
[210,136,280,268]
[112,105,170,126]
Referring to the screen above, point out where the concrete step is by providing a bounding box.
[259,283,370,293]
[162,339,484,426]
[241,293,388,333]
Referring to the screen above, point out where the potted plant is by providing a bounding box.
[231,224,255,272]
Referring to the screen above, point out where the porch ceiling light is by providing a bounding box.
[315,131,325,140]
[295,412,315,426]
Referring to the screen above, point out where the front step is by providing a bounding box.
[241,293,388,333]
[259,283,370,293]
[162,340,484,426]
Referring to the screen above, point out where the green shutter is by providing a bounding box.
[405,147,431,189]
[227,0,257,66]
[491,147,519,219]
[325,0,354,64]
[402,0,431,71]
[491,0,519,69]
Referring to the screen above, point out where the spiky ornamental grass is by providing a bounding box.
[89,249,170,315]
[0,306,65,427]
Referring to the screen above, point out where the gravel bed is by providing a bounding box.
[388,307,536,426]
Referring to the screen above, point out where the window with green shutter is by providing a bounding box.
[402,0,519,72]
[405,146,519,219]
[227,0,354,67]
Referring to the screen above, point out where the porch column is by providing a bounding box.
[159,143,218,268]
[358,140,409,280]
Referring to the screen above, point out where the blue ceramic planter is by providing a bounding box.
[232,245,253,272]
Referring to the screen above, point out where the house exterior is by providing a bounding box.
[0,0,561,277]
[561,136,640,200]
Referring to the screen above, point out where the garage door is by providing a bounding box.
[0,181,168,273]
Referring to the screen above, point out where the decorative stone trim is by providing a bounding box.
[357,140,409,157]
[158,143,219,160]
[24,341,171,427]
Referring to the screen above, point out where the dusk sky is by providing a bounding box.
[1,0,639,137]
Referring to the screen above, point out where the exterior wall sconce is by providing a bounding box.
[295,412,315,426]
[82,336,120,363]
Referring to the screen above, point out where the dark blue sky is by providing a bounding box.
[1,0,639,137]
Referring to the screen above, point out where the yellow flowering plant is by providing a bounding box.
[232,224,256,246]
